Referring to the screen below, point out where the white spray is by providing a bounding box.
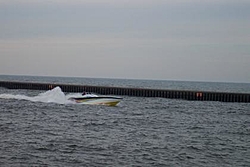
[0,87,75,104]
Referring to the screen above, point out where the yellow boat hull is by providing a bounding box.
[69,96,122,106]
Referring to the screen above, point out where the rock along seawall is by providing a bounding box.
[0,81,250,103]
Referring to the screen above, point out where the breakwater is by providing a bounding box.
[0,81,250,103]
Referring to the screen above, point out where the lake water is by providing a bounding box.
[0,75,249,166]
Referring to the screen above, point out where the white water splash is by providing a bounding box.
[0,87,74,104]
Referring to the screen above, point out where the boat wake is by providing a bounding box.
[0,87,76,104]
[0,87,122,106]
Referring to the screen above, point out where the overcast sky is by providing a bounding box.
[0,0,250,83]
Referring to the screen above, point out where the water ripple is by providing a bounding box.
[0,89,250,166]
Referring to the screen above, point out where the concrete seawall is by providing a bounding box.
[0,81,250,103]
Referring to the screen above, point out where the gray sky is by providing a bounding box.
[0,0,250,83]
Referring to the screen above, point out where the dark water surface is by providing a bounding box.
[0,76,250,166]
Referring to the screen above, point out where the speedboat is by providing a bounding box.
[68,92,122,106]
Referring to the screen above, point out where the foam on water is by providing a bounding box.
[1,76,250,166]
[0,87,74,104]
